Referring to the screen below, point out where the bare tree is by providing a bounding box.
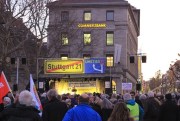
[0,0,101,90]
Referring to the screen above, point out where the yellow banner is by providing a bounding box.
[44,60,84,74]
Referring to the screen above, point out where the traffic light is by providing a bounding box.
[142,56,146,63]
[136,83,141,91]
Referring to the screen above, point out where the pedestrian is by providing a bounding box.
[62,93,102,121]
[0,90,42,121]
[42,89,68,121]
[108,102,134,121]
[101,97,113,121]
[123,93,144,121]
[158,93,179,121]
[143,91,160,121]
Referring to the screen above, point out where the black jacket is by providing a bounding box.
[0,104,42,121]
[42,98,68,121]
[158,100,179,121]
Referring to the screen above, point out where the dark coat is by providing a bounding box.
[143,97,160,121]
[101,108,113,121]
[0,104,42,121]
[42,98,68,121]
[158,99,179,121]
[89,103,102,116]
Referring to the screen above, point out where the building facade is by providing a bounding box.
[45,0,140,94]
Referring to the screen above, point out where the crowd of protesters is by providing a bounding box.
[0,89,180,121]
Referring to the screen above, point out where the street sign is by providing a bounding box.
[84,58,106,74]
[44,59,84,74]
[122,83,132,90]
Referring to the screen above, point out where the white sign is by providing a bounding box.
[122,83,132,90]
[105,81,111,88]
[39,82,44,89]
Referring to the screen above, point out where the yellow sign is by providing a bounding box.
[78,23,106,28]
[44,60,84,74]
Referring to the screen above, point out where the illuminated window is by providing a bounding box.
[84,11,91,21]
[106,54,114,67]
[83,54,91,58]
[61,54,68,60]
[106,32,114,45]
[84,32,91,45]
[106,11,114,21]
[61,33,68,45]
[61,11,69,21]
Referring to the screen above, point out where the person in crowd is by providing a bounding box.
[62,93,102,121]
[65,99,72,109]
[123,93,144,121]
[69,94,78,107]
[42,89,68,121]
[101,97,114,121]
[135,95,143,109]
[0,90,42,121]
[94,96,103,107]
[3,97,12,109]
[158,93,179,121]
[143,91,160,121]
[89,93,102,116]
[108,102,134,121]
[0,103,4,112]
[40,92,48,108]
[109,93,118,104]
[139,94,147,110]
[130,91,136,100]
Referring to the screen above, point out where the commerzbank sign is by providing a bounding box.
[44,58,106,74]
[78,23,106,28]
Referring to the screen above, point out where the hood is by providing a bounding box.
[126,99,136,105]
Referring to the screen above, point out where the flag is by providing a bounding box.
[30,74,43,113]
[0,71,11,103]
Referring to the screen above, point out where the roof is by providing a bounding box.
[47,0,129,7]
[58,0,125,3]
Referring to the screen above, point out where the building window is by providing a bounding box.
[61,54,68,60]
[84,32,91,45]
[106,54,114,67]
[84,11,91,21]
[61,11,69,21]
[83,54,91,58]
[61,32,68,45]
[106,11,114,21]
[106,32,114,45]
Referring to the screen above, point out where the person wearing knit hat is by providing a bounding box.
[123,93,144,121]
[123,93,132,101]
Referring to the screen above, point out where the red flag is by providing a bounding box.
[0,71,11,103]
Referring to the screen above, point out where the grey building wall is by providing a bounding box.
[47,0,140,93]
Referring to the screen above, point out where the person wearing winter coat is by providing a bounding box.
[158,93,179,121]
[0,90,42,121]
[123,93,144,121]
[143,91,160,121]
[62,93,102,121]
[42,89,68,121]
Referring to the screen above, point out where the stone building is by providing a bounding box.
[45,0,140,94]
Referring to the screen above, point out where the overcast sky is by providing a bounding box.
[127,0,180,80]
